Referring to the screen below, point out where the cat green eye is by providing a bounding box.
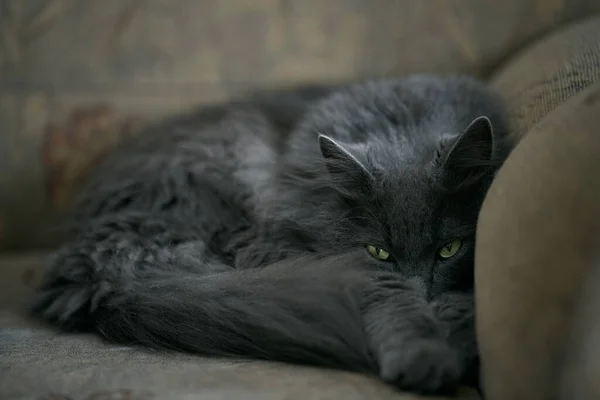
[438,239,462,259]
[366,245,392,261]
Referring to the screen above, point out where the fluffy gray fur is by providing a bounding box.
[31,75,511,395]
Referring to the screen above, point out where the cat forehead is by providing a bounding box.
[373,168,443,205]
[368,157,477,222]
[367,174,480,250]
[369,179,441,253]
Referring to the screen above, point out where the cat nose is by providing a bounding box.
[401,263,435,299]
[426,283,448,301]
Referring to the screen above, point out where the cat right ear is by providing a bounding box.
[442,116,496,187]
[318,134,373,194]
[444,116,495,168]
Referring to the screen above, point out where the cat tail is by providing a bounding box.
[30,251,377,373]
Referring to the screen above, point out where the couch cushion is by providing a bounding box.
[475,80,600,400]
[557,259,600,399]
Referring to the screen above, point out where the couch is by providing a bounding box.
[1,2,600,399]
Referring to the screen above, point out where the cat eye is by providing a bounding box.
[438,239,462,259]
[366,245,392,261]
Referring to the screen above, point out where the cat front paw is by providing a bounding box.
[378,339,461,395]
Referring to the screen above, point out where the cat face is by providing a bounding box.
[315,115,497,298]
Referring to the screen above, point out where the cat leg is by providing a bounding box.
[362,273,462,395]
[432,292,479,388]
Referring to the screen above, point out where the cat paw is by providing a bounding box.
[378,339,461,395]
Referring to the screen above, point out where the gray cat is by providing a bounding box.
[31,75,511,395]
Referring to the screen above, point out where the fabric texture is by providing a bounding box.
[474,18,600,400]
[491,16,600,139]
[475,81,600,400]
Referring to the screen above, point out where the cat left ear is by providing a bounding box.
[443,116,495,183]
[318,134,373,193]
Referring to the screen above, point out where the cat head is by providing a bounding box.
[275,78,510,298]
[316,115,500,297]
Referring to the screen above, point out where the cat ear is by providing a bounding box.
[443,116,495,184]
[318,134,373,193]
